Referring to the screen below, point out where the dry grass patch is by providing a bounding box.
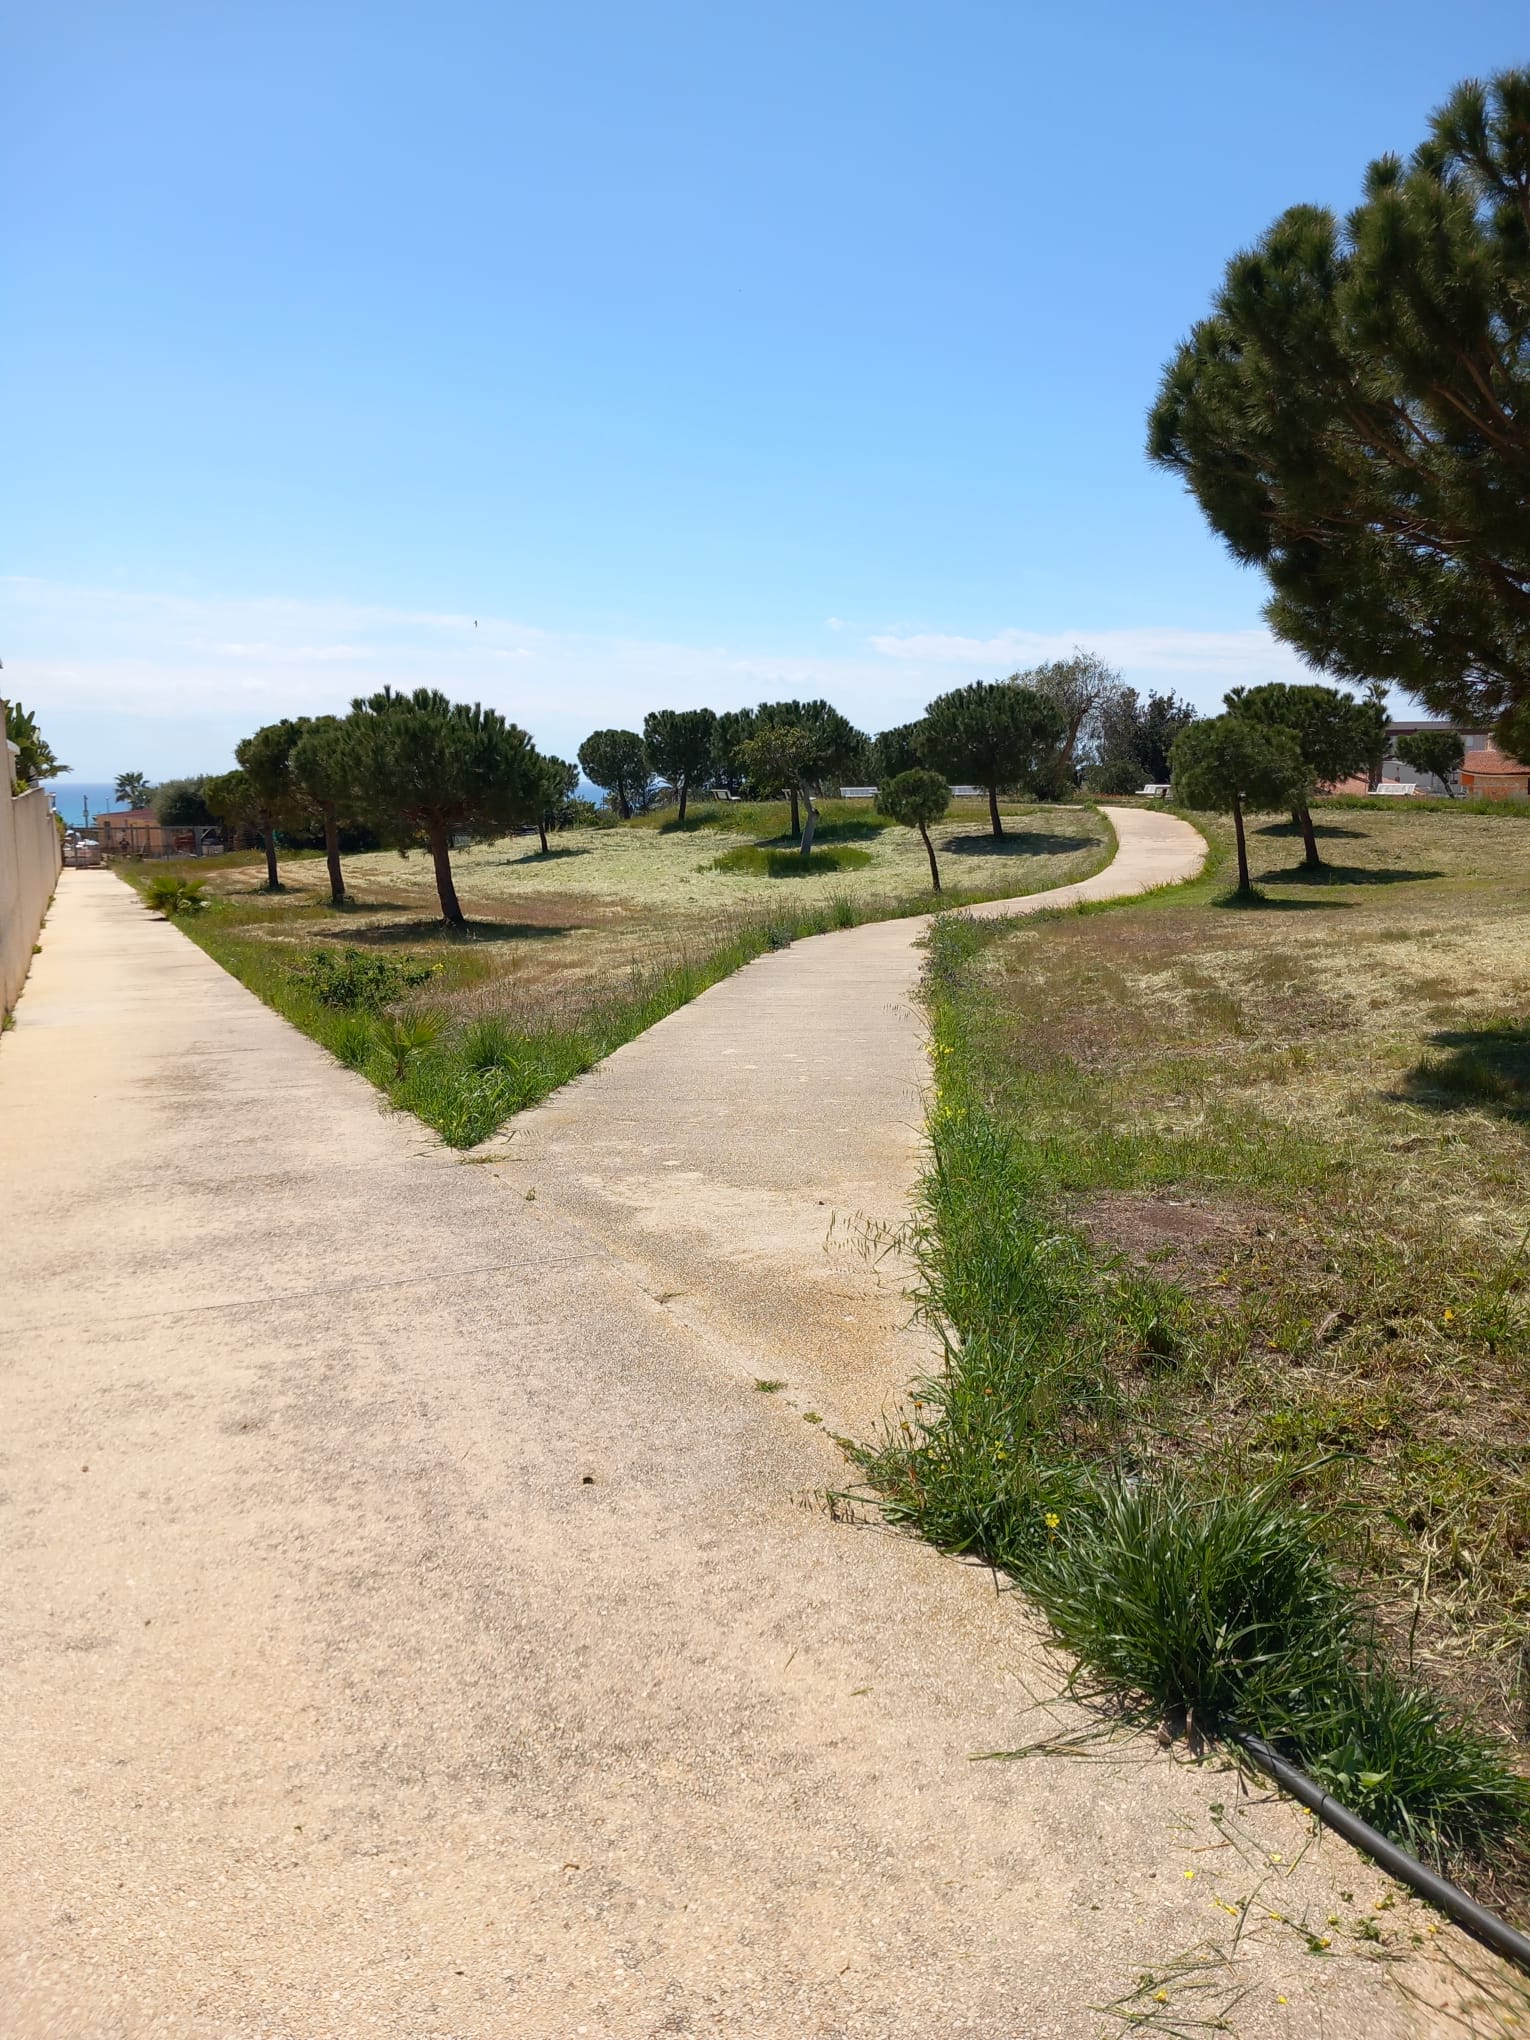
[928,804,1530,1754]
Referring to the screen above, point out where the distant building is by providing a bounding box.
[95,808,222,856]
[1327,722,1529,800]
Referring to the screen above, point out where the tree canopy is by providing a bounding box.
[753,698,869,789]
[290,716,356,904]
[921,680,1065,837]
[642,707,718,823]
[153,777,216,827]
[871,722,926,783]
[876,768,951,891]
[532,754,580,852]
[1172,714,1307,894]
[114,770,151,809]
[1396,727,1466,795]
[1084,689,1198,793]
[1227,681,1382,866]
[1026,652,1125,771]
[1149,67,1530,739]
[235,719,307,890]
[578,729,653,819]
[345,688,541,927]
[735,722,819,837]
[5,701,66,788]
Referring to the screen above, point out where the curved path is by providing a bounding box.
[1,811,1439,2036]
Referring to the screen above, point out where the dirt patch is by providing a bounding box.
[1072,1190,1268,1277]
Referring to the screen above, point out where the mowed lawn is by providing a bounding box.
[123,797,1113,1145]
[918,799,1530,1745]
[162,797,1112,1020]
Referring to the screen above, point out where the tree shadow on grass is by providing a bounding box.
[327,919,577,946]
[756,820,888,847]
[1258,862,1445,887]
[1255,818,1369,840]
[498,844,593,864]
[945,831,1098,858]
[1209,889,1350,912]
[1396,1021,1530,1123]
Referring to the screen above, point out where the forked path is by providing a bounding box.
[1,814,1442,2037]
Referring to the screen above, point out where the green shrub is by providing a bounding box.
[289,947,440,1010]
[144,875,209,917]
[367,1010,445,1081]
[460,1014,522,1075]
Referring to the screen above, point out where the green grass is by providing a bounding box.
[119,804,1113,1149]
[856,816,1530,1887]
[710,843,873,877]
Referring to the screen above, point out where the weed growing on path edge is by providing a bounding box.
[854,878,1530,1890]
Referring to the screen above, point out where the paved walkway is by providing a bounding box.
[1,816,1434,2037]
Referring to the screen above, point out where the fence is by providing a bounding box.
[2,739,64,1015]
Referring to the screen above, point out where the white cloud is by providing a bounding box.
[0,575,1401,779]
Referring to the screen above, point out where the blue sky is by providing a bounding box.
[5,2,1524,780]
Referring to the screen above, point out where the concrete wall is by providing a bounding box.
[2,743,64,1015]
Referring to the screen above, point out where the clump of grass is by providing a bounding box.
[711,844,873,878]
[143,874,208,916]
[289,947,440,1010]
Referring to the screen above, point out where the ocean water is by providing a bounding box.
[46,782,119,826]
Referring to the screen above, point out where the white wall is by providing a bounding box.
[2,740,64,1014]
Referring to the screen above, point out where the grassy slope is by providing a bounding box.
[858,801,1530,1891]
[122,798,1114,1147]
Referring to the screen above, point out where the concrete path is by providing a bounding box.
[1,815,1439,2037]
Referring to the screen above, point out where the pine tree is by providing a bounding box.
[1149,68,1530,741]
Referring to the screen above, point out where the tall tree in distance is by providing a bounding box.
[642,707,718,823]
[714,708,756,796]
[290,716,356,905]
[1396,728,1465,796]
[234,719,305,890]
[344,688,541,928]
[753,698,869,794]
[1085,689,1199,793]
[1026,652,1125,773]
[922,680,1065,838]
[533,755,580,852]
[1149,67,1530,744]
[578,729,653,819]
[114,770,151,809]
[1172,715,1306,896]
[736,722,819,839]
[871,722,926,783]
[1226,682,1382,867]
[204,768,261,850]
[877,769,951,891]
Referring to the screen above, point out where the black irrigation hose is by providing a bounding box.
[1231,1730,1530,1976]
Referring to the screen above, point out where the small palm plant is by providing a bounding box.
[143,874,209,917]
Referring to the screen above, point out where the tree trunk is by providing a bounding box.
[799,798,817,857]
[1233,795,1251,893]
[617,788,631,820]
[428,825,466,928]
[677,779,688,825]
[988,783,1004,838]
[262,813,280,891]
[538,814,550,853]
[920,820,941,892]
[323,807,346,905]
[1297,798,1322,869]
[789,785,801,837]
